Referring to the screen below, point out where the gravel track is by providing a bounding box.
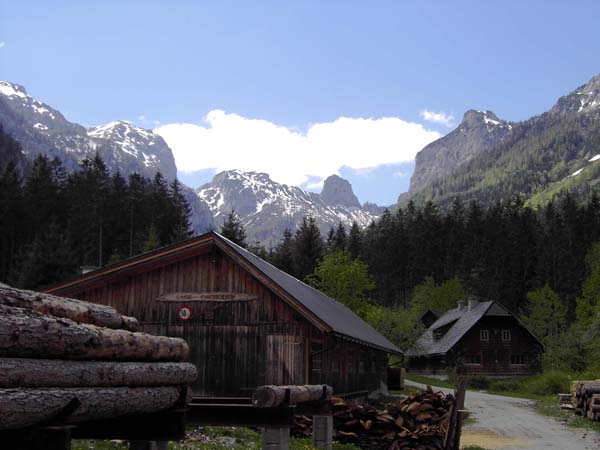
[405,380,600,449]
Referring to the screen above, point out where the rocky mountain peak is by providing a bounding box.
[321,174,361,208]
[197,169,378,244]
[552,73,600,115]
[0,81,28,98]
[405,109,512,197]
[0,80,214,233]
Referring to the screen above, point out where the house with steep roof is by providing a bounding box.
[45,231,402,396]
[409,299,543,377]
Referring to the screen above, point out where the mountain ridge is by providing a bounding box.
[401,73,600,208]
[0,80,214,233]
[197,170,380,245]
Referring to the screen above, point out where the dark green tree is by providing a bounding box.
[220,210,247,247]
[293,216,324,280]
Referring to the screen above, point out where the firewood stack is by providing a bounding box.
[293,386,456,450]
[0,285,197,431]
[573,381,600,421]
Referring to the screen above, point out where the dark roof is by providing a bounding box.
[215,233,402,355]
[46,231,402,355]
[410,301,541,356]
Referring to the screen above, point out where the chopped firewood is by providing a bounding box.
[292,386,457,450]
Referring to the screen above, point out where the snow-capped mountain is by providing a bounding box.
[0,81,213,232]
[198,170,380,244]
[551,73,600,116]
[0,81,177,179]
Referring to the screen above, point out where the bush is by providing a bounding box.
[488,378,523,393]
[523,370,571,395]
[466,375,490,389]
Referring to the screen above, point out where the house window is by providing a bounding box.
[464,354,481,365]
[502,330,511,342]
[480,329,489,341]
[511,354,527,365]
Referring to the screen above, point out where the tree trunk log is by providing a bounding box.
[0,358,197,388]
[0,285,138,331]
[0,305,188,362]
[252,385,332,407]
[0,386,182,430]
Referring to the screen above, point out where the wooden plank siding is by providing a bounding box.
[409,316,542,377]
[52,245,388,395]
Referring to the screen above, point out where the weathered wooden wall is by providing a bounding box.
[53,244,387,395]
[410,316,542,377]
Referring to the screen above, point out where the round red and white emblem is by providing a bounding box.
[177,306,192,321]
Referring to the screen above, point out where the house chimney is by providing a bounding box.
[468,297,479,311]
[457,300,464,311]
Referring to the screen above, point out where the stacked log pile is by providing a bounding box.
[293,386,456,450]
[573,381,600,421]
[0,286,197,431]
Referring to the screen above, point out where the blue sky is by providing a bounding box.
[1,1,600,205]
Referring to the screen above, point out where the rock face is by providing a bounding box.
[0,82,177,179]
[400,73,600,208]
[551,73,600,116]
[321,175,361,208]
[0,81,213,233]
[197,170,379,245]
[406,110,512,197]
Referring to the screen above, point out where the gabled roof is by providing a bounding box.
[410,301,542,356]
[46,231,402,355]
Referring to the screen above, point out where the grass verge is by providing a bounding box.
[73,427,361,450]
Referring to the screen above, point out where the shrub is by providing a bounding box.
[466,375,490,389]
[523,370,571,395]
[488,378,523,393]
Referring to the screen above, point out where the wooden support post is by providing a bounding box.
[312,415,333,450]
[261,427,290,450]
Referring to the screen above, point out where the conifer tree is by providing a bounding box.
[347,221,362,259]
[220,210,247,248]
[169,179,193,243]
[272,228,295,275]
[293,216,324,280]
[0,163,24,281]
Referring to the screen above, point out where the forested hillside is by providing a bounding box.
[0,153,192,288]
[405,74,600,208]
[256,196,600,367]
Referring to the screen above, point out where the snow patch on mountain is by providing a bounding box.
[198,170,379,244]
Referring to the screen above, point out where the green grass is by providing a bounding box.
[73,427,361,450]
[461,446,489,450]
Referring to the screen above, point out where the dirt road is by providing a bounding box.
[405,380,600,449]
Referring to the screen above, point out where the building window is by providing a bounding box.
[480,329,489,341]
[464,354,481,365]
[502,330,511,342]
[511,354,527,365]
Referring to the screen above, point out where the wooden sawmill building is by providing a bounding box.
[46,231,402,396]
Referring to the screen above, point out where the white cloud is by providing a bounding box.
[420,110,455,128]
[155,110,440,188]
[0,42,5,49]
[138,114,146,121]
